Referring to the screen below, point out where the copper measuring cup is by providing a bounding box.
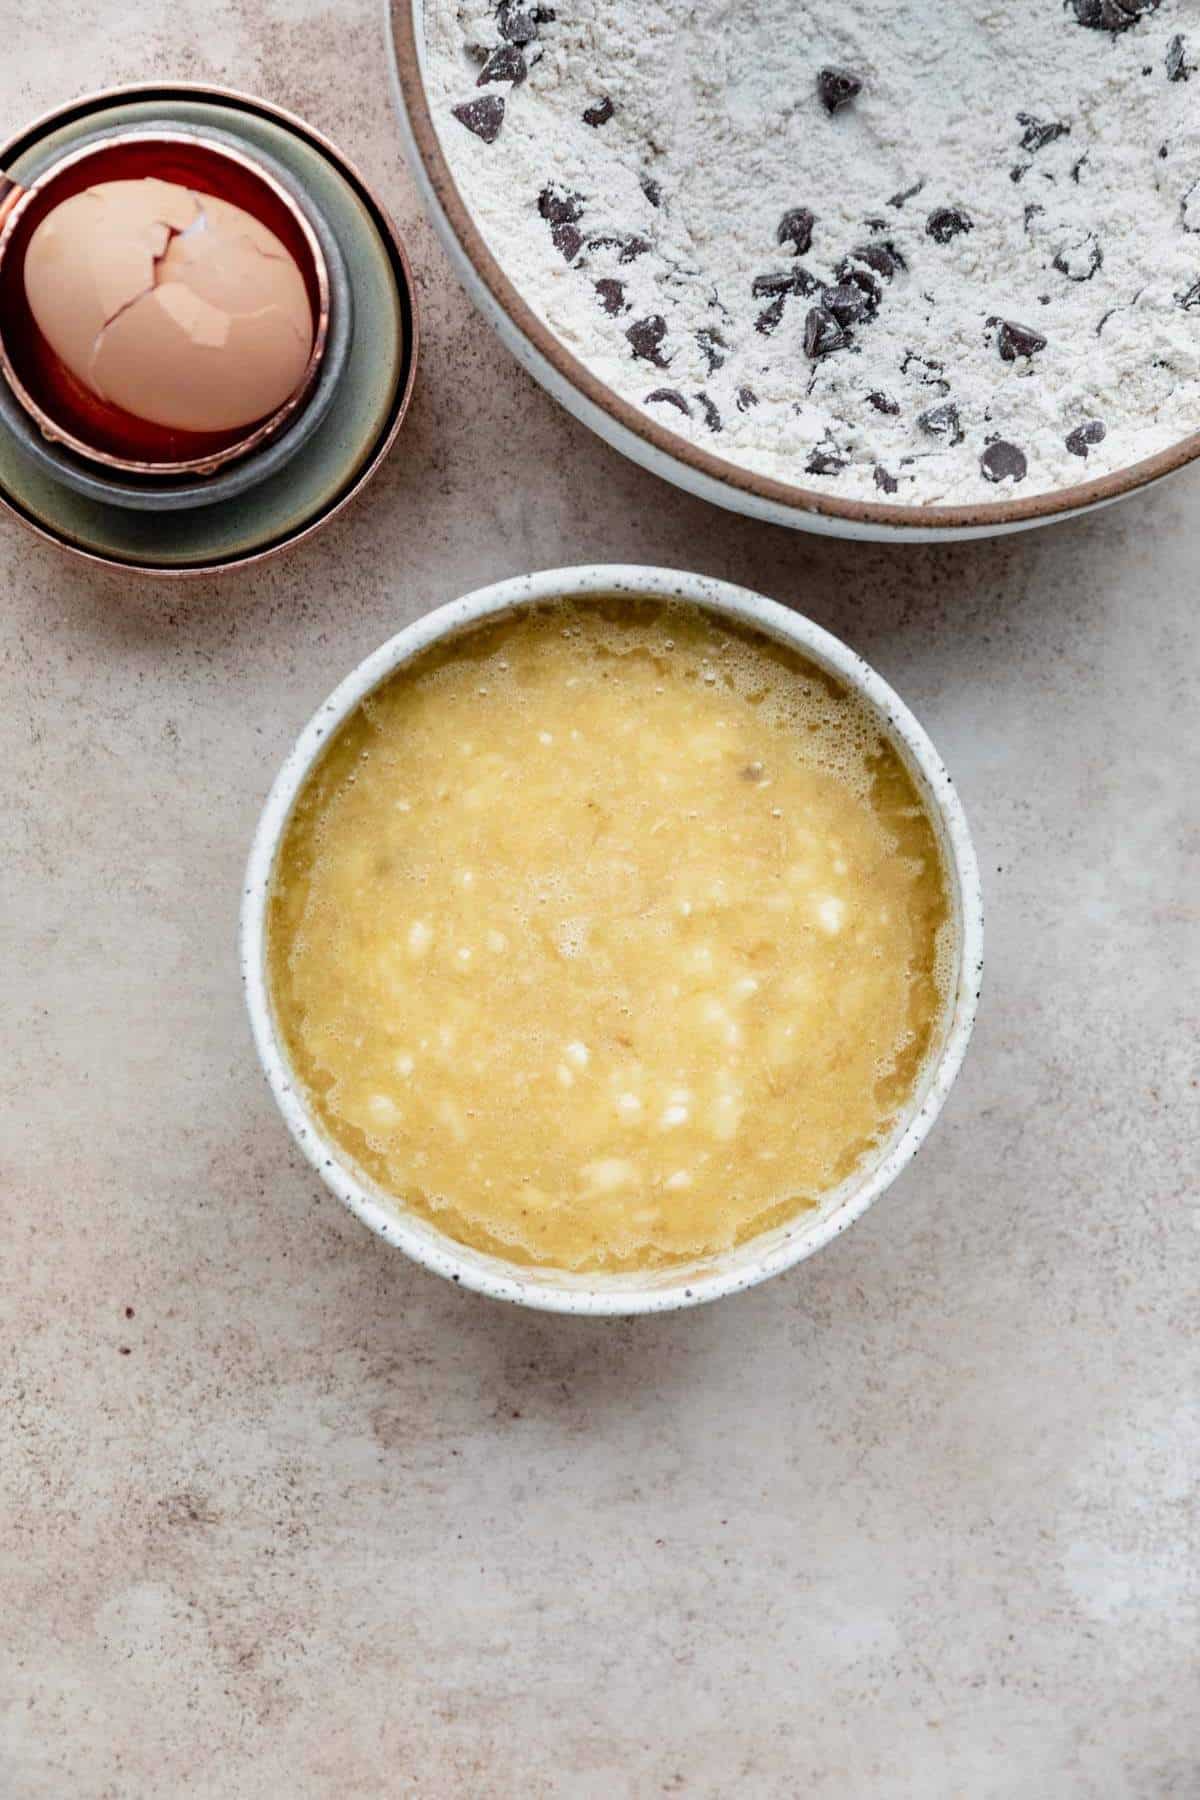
[0,130,331,478]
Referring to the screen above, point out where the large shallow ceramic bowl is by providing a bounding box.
[386,0,1199,544]
[242,565,984,1314]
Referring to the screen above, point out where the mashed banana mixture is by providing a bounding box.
[268,602,952,1271]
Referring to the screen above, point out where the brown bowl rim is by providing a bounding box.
[0,129,332,477]
[389,0,1199,533]
[0,82,419,576]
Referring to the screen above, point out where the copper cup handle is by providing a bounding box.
[0,174,23,232]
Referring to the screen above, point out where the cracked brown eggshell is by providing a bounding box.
[22,177,314,434]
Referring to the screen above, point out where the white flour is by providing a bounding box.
[427,0,1200,504]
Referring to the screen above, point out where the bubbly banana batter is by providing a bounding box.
[268,601,952,1271]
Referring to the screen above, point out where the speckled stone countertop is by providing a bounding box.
[1,5,1197,1797]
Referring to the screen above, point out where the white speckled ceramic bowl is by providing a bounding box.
[241,566,983,1312]
[386,0,1199,543]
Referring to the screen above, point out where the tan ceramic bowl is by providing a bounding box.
[386,0,1199,543]
[241,566,984,1313]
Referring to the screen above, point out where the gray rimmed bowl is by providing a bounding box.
[241,565,984,1314]
[0,121,352,512]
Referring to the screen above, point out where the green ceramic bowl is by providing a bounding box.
[0,87,417,571]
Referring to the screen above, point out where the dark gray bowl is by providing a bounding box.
[0,121,352,512]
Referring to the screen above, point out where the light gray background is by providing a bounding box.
[2,3,1197,1796]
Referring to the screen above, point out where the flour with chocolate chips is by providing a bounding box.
[428,0,1199,503]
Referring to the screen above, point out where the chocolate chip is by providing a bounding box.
[817,67,863,113]
[1017,113,1071,152]
[866,390,900,414]
[777,206,816,255]
[836,262,882,316]
[452,94,505,142]
[645,388,690,416]
[1053,231,1103,279]
[497,1,538,42]
[588,232,651,263]
[594,278,626,315]
[627,314,670,366]
[477,44,527,84]
[1166,34,1192,79]
[694,392,722,431]
[1065,419,1107,457]
[888,179,925,208]
[980,440,1027,483]
[831,245,900,322]
[926,207,973,244]
[804,306,851,358]
[640,175,662,207]
[538,185,583,225]
[873,464,899,493]
[852,240,905,279]
[534,193,584,261]
[696,328,727,373]
[551,223,582,261]
[752,267,820,333]
[1009,164,1030,185]
[995,318,1048,360]
[918,402,964,445]
[1070,0,1159,29]
[754,293,788,335]
[824,282,872,328]
[752,268,821,299]
[1179,279,1200,311]
[806,447,846,475]
[1023,202,1046,230]
[583,96,615,127]
[1070,154,1089,184]
[736,386,759,412]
